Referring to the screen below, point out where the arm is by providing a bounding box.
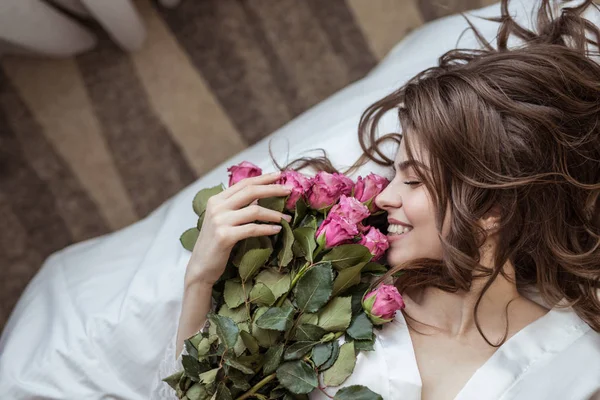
[173,172,293,358]
[175,279,213,358]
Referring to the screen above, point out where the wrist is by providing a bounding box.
[185,273,215,290]
[185,257,221,288]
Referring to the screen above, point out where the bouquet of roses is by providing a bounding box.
[165,161,405,400]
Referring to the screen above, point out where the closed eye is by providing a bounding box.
[404,181,421,186]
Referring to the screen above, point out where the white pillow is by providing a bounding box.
[2,1,596,398]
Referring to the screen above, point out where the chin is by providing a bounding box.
[385,248,408,268]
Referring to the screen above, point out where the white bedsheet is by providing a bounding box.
[1,1,598,398]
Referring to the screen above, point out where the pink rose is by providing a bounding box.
[362,284,405,324]
[359,226,389,261]
[354,173,390,212]
[227,161,262,186]
[315,213,359,248]
[329,195,370,225]
[276,170,311,210]
[307,171,353,210]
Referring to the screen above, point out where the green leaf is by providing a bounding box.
[297,313,319,326]
[294,262,334,313]
[239,248,273,282]
[223,354,255,375]
[361,262,388,274]
[321,244,372,270]
[240,330,259,355]
[276,361,318,394]
[332,263,366,297]
[278,220,295,268]
[319,340,340,371]
[184,339,199,360]
[186,382,209,400]
[182,355,203,381]
[248,282,276,306]
[193,184,224,216]
[350,283,370,316]
[254,268,291,300]
[311,342,333,368]
[162,370,184,390]
[233,322,250,356]
[283,341,317,361]
[180,228,200,252]
[188,331,204,349]
[333,385,383,400]
[251,307,281,347]
[232,237,272,268]
[215,381,233,400]
[294,324,327,342]
[258,196,286,213]
[255,305,295,331]
[263,343,284,374]
[292,198,307,227]
[292,241,305,259]
[224,279,253,309]
[218,304,250,324]
[317,296,352,332]
[198,368,219,385]
[225,366,251,391]
[352,336,376,352]
[293,227,317,263]
[319,332,336,343]
[208,313,239,349]
[175,374,187,397]
[323,342,356,387]
[179,373,193,392]
[283,394,309,400]
[346,313,374,341]
[300,214,317,230]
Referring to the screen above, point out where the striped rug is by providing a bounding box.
[0,0,497,331]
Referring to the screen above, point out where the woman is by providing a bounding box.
[151,0,600,398]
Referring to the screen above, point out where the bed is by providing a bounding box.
[1,0,597,398]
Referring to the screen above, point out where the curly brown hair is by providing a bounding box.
[276,0,600,344]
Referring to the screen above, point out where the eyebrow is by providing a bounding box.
[397,160,429,172]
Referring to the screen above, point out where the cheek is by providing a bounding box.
[385,191,443,265]
[403,190,433,226]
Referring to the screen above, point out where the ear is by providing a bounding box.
[480,205,501,231]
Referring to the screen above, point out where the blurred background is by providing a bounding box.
[0,0,496,331]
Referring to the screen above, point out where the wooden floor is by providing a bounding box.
[0,0,498,331]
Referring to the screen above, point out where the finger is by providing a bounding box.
[222,171,282,199]
[229,223,283,242]
[225,205,292,226]
[225,184,292,210]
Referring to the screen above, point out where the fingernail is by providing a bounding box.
[282,214,292,222]
[273,225,282,231]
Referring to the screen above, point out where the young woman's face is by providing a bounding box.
[374,139,446,267]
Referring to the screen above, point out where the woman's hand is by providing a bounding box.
[185,171,292,288]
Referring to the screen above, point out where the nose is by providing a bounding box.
[374,181,402,210]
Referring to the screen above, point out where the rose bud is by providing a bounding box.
[227,161,262,186]
[354,173,390,212]
[359,226,389,261]
[315,213,359,248]
[362,284,405,325]
[329,195,370,225]
[306,171,353,210]
[276,170,312,210]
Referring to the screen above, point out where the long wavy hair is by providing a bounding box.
[275,0,600,345]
